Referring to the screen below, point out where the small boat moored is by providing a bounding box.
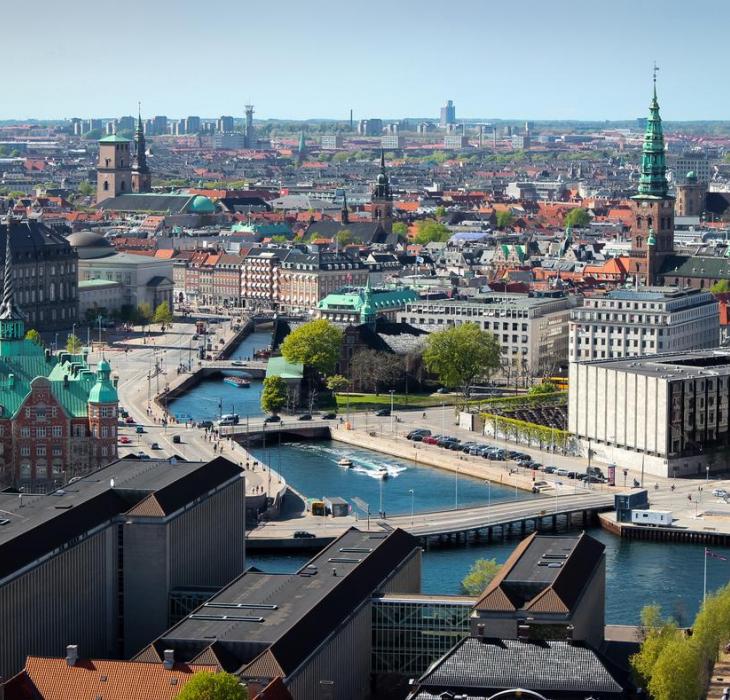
[223,376,251,388]
[338,458,353,468]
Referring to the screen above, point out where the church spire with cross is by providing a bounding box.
[0,215,26,341]
[132,102,151,193]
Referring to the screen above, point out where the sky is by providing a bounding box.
[4,0,729,122]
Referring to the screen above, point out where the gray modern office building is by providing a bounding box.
[0,456,245,679]
[137,527,421,700]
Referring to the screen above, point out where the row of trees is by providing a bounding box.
[632,587,730,699]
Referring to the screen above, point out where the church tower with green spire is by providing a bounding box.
[0,216,25,342]
[629,66,675,285]
[131,104,151,193]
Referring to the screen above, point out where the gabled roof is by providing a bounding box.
[4,656,216,700]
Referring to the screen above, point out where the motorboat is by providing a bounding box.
[338,458,353,468]
[223,376,250,388]
[377,466,389,480]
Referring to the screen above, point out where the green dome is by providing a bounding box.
[88,380,117,404]
[98,359,111,372]
[686,171,697,182]
[189,195,216,214]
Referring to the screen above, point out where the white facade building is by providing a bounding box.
[569,350,730,478]
[399,294,573,376]
[569,288,719,363]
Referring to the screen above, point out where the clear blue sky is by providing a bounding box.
[6,0,727,121]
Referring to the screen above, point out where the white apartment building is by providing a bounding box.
[569,350,730,478]
[569,288,719,363]
[399,293,573,375]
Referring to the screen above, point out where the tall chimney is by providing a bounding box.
[163,649,175,670]
[65,644,78,667]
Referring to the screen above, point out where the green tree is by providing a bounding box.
[336,229,353,247]
[564,207,591,228]
[152,300,173,327]
[414,219,451,244]
[434,205,447,220]
[647,637,702,700]
[423,323,501,402]
[24,329,43,346]
[326,374,349,393]
[176,671,248,700]
[711,279,730,294]
[281,319,343,377]
[495,210,514,229]
[137,302,153,326]
[461,558,501,595]
[66,334,82,354]
[392,221,408,238]
[631,605,681,687]
[77,181,94,196]
[260,375,287,415]
[527,382,557,396]
[271,235,288,244]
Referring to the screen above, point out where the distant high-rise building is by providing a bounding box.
[104,121,116,136]
[321,134,343,150]
[381,134,404,149]
[217,115,235,133]
[152,115,168,135]
[244,104,255,147]
[185,115,201,134]
[440,100,456,127]
[357,119,383,136]
[117,115,135,132]
[213,133,246,149]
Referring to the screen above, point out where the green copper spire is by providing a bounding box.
[637,65,668,199]
[0,216,25,341]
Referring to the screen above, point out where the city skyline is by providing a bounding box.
[5,0,730,121]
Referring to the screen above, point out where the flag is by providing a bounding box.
[706,549,728,561]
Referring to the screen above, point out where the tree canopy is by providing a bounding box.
[325,374,349,393]
[563,207,591,228]
[461,558,501,596]
[281,319,343,376]
[414,219,451,244]
[176,671,248,700]
[66,334,82,354]
[495,210,514,229]
[349,349,403,393]
[711,279,730,294]
[137,302,153,326]
[391,222,408,238]
[423,323,501,400]
[527,382,557,396]
[152,301,173,327]
[24,329,43,346]
[260,376,287,415]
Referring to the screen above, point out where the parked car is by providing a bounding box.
[422,435,440,445]
[198,420,214,429]
[544,466,557,474]
[556,468,569,477]
[264,415,281,423]
[407,429,430,440]
[125,416,136,424]
[136,452,150,461]
[135,426,144,434]
[322,413,337,420]
[119,436,131,444]
[448,441,463,451]
[298,414,312,421]
[172,435,182,444]
[713,488,728,498]
[151,442,161,450]
[375,408,391,417]
[566,471,577,480]
[293,530,316,539]
[532,480,551,493]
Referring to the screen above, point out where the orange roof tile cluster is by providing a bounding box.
[4,656,218,700]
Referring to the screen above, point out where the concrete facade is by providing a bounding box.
[569,350,730,477]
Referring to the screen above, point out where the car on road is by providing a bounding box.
[135,426,144,434]
[556,468,569,477]
[298,414,312,421]
[172,435,182,444]
[713,488,728,498]
[136,451,150,460]
[231,360,246,367]
[322,413,337,420]
[543,466,557,474]
[151,442,161,450]
[375,408,391,417]
[264,415,281,423]
[198,420,214,429]
[119,436,131,444]
[125,416,136,424]
[566,471,578,479]
[293,530,316,539]
[532,480,551,493]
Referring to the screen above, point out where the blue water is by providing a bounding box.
[167,330,272,421]
[248,441,730,625]
[250,441,534,517]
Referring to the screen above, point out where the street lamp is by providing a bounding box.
[389,389,395,434]
[409,488,414,526]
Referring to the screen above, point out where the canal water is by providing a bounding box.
[165,330,730,625]
[167,330,271,422]
[248,441,730,626]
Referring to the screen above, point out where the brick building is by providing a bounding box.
[0,221,117,490]
[241,248,284,309]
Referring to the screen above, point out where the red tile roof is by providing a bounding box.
[4,657,218,700]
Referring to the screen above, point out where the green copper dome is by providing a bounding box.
[189,195,216,214]
[88,359,117,404]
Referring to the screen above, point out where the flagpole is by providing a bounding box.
[704,547,708,603]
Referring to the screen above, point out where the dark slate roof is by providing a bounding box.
[151,528,419,678]
[659,254,730,280]
[0,220,74,259]
[96,194,192,214]
[0,457,242,582]
[218,196,272,212]
[306,221,388,244]
[414,637,626,697]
